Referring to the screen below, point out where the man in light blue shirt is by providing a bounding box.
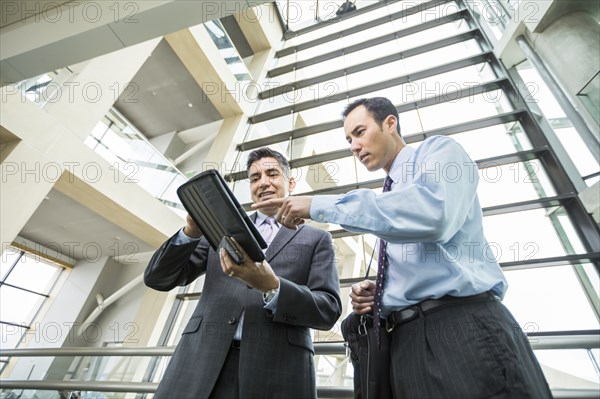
[254,97,552,398]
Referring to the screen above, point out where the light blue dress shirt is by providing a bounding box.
[173,211,281,339]
[310,135,508,318]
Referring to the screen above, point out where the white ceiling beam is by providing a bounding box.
[174,131,218,166]
[1,0,270,85]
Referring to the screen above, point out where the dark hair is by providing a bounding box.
[342,97,401,136]
[246,147,290,176]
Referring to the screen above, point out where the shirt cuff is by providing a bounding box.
[310,195,341,223]
[172,228,202,245]
[263,281,281,313]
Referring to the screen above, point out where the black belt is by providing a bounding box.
[231,340,241,350]
[385,291,498,332]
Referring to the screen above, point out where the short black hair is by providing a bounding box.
[342,97,401,136]
[246,147,290,176]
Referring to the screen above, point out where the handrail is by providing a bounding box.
[0,381,597,398]
[0,346,176,357]
[526,332,600,350]
[0,380,157,393]
[1,332,598,358]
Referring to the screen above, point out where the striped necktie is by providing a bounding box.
[259,216,277,246]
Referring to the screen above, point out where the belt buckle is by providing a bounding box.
[387,307,419,332]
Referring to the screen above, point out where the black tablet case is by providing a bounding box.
[176,169,267,263]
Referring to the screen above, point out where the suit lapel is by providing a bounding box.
[266,224,303,262]
[250,213,258,223]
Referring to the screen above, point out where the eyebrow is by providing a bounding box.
[350,124,365,136]
[249,166,280,179]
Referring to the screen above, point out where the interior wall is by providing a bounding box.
[6,256,112,380]
[44,257,149,380]
[530,10,600,130]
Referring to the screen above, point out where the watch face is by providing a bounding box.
[263,289,277,302]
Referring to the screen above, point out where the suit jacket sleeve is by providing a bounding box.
[144,233,210,291]
[272,230,342,330]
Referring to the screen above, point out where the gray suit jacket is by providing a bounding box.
[144,217,342,398]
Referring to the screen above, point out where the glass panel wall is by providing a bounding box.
[13,68,75,109]
[534,348,600,390]
[504,265,598,331]
[283,0,431,47]
[204,20,252,82]
[516,61,600,187]
[159,0,599,391]
[276,0,382,33]
[84,109,188,218]
[0,247,63,372]
[274,3,466,77]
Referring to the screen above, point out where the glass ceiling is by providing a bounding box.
[276,0,380,31]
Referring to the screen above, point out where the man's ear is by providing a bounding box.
[385,115,397,134]
[287,176,296,194]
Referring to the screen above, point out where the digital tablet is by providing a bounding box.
[176,169,267,263]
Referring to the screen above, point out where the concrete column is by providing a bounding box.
[0,91,183,248]
[0,138,57,251]
[178,114,248,175]
[149,131,186,162]
[235,2,284,86]
[165,25,249,118]
[41,38,160,140]
[530,11,600,130]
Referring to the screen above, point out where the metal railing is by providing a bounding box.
[3,332,598,359]
[0,381,598,398]
[1,332,598,397]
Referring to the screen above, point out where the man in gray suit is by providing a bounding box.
[144,148,342,398]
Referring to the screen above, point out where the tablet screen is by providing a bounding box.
[177,170,267,262]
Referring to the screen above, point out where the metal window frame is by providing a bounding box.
[282,0,406,39]
[133,3,600,395]
[251,52,499,123]
[235,147,566,210]
[270,8,469,77]
[238,109,526,153]
[230,110,532,183]
[277,0,453,57]
[337,253,600,283]
[262,28,481,99]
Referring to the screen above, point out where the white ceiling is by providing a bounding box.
[19,189,155,262]
[114,39,222,139]
[0,0,72,29]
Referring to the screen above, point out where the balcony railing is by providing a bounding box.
[1,332,598,398]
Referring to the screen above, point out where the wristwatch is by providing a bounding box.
[263,287,279,303]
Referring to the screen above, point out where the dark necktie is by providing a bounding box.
[373,176,393,342]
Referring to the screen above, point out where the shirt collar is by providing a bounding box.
[254,211,279,227]
[388,145,415,184]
